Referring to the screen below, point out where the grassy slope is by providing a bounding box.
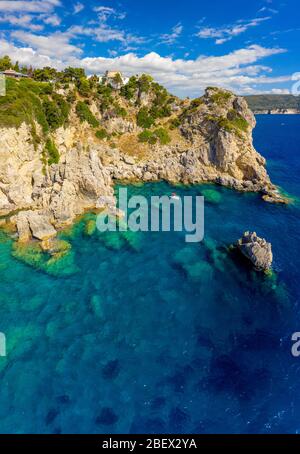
[0,78,50,131]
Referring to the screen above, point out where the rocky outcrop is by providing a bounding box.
[237,231,273,271]
[0,87,287,242]
[12,210,56,242]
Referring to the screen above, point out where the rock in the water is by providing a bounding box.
[237,231,273,271]
[262,191,289,204]
[12,210,56,241]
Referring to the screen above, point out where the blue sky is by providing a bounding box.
[0,0,299,97]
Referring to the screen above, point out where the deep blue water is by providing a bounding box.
[0,115,300,434]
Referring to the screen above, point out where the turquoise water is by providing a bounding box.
[0,115,300,434]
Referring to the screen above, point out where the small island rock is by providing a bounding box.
[237,231,273,271]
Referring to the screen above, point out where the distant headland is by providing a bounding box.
[245,94,300,114]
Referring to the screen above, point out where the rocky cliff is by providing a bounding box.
[0,76,286,242]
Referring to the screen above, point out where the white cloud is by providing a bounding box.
[197,17,271,44]
[270,88,291,94]
[67,23,144,47]
[258,6,278,14]
[160,23,183,45]
[73,2,84,14]
[66,5,139,48]
[2,35,290,97]
[0,0,60,13]
[93,6,126,22]
[0,13,44,31]
[0,2,61,29]
[11,30,83,58]
[39,14,61,26]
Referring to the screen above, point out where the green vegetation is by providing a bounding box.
[61,67,86,83]
[206,110,249,137]
[154,127,171,144]
[138,127,171,145]
[0,55,29,74]
[33,66,58,82]
[43,93,70,130]
[95,128,109,140]
[113,102,127,118]
[66,90,76,104]
[77,77,91,97]
[120,75,138,100]
[138,129,157,144]
[137,107,155,128]
[210,90,232,106]
[0,78,49,132]
[97,83,114,112]
[30,122,41,150]
[120,75,173,120]
[227,109,249,132]
[190,98,204,109]
[76,101,99,127]
[0,55,13,71]
[43,138,60,165]
[113,73,123,86]
[180,97,204,118]
[169,117,181,129]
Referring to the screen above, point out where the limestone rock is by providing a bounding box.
[237,231,273,271]
[13,210,57,241]
[0,86,284,242]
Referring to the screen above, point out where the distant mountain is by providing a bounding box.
[245,95,300,113]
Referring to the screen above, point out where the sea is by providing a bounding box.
[0,115,299,434]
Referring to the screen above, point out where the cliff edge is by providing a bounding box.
[0,74,286,242]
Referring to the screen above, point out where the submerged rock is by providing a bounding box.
[12,238,77,276]
[237,231,273,272]
[201,189,222,204]
[84,219,97,236]
[262,191,289,204]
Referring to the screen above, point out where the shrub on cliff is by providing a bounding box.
[43,94,70,130]
[169,117,181,129]
[137,107,155,129]
[95,128,109,140]
[0,78,49,132]
[43,138,60,165]
[138,74,153,93]
[76,101,99,127]
[120,76,138,100]
[138,128,171,145]
[138,130,157,145]
[210,90,232,106]
[227,109,249,132]
[154,127,171,145]
[114,103,127,118]
[77,77,92,97]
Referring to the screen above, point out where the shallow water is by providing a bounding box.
[0,115,300,434]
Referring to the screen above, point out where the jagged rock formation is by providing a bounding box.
[0,78,287,242]
[237,231,273,271]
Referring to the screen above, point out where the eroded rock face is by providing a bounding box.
[11,210,56,241]
[237,231,273,271]
[0,87,285,241]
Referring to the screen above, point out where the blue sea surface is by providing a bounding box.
[0,115,300,434]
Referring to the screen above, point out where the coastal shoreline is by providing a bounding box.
[254,111,300,115]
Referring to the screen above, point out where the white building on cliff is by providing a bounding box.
[102,71,129,89]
